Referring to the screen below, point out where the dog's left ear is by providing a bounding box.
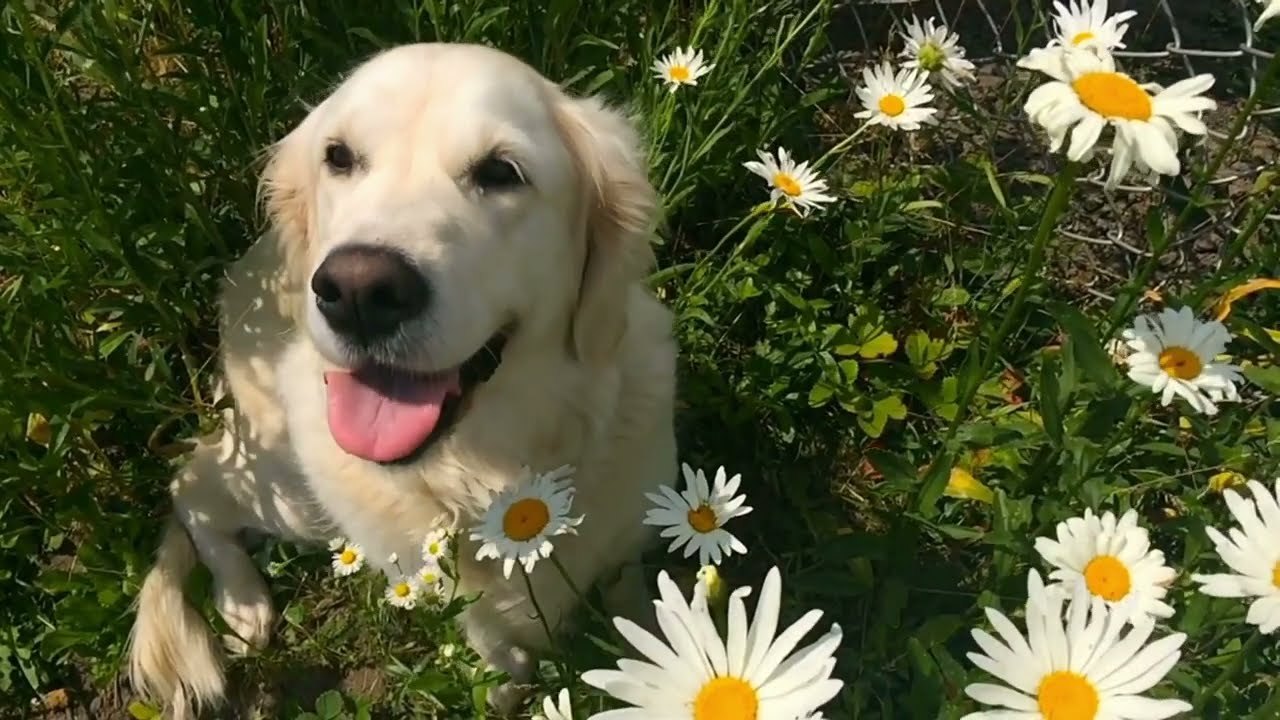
[553,92,659,367]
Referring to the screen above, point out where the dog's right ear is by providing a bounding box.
[256,111,321,317]
[552,92,660,368]
[258,121,313,250]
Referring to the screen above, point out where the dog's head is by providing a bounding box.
[259,43,657,464]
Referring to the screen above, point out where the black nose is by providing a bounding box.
[310,245,430,343]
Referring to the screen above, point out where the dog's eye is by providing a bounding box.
[324,142,356,174]
[471,156,525,192]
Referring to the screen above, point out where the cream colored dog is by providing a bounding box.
[126,42,678,719]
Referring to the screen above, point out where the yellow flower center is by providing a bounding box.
[502,498,551,541]
[1158,346,1203,380]
[771,172,802,197]
[422,571,440,584]
[1083,555,1131,602]
[693,677,758,720]
[393,582,412,598]
[427,542,442,556]
[1038,671,1099,720]
[1071,31,1096,45]
[339,549,357,565]
[917,44,946,71]
[1272,560,1280,589]
[1071,72,1153,121]
[687,504,719,533]
[879,94,907,117]
[669,65,691,82]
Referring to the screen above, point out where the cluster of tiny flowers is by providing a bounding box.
[327,526,452,612]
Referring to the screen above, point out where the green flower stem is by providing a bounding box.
[1190,184,1280,307]
[812,121,873,172]
[916,161,1079,511]
[654,119,871,295]
[1192,630,1266,711]
[518,564,574,687]
[682,3,826,172]
[677,207,772,300]
[519,564,558,647]
[1105,50,1280,337]
[548,554,617,632]
[953,161,1080,434]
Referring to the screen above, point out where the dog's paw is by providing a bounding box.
[486,679,533,716]
[215,585,274,655]
[480,644,535,715]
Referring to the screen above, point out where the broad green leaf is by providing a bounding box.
[935,287,971,307]
[314,690,344,720]
[905,330,945,368]
[858,395,907,437]
[1039,357,1064,448]
[1049,302,1117,388]
[808,382,835,407]
[866,449,918,488]
[878,395,907,420]
[858,331,898,359]
[857,407,887,437]
[838,359,860,382]
[1243,365,1280,395]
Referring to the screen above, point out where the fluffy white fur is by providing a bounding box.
[126,43,678,719]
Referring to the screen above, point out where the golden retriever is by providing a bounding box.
[126,42,678,719]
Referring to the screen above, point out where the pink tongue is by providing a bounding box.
[324,368,460,462]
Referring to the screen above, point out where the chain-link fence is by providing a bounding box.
[833,0,1279,299]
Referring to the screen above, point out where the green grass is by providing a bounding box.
[2,0,1280,718]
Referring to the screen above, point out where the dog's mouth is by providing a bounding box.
[322,333,508,464]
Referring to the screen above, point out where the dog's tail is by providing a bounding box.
[127,518,226,720]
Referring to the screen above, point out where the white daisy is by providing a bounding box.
[652,47,714,92]
[1191,479,1280,634]
[742,147,835,217]
[1034,509,1177,622]
[1045,0,1137,55]
[330,540,365,577]
[417,562,446,597]
[384,575,420,610]
[899,16,976,87]
[1017,0,1138,76]
[469,465,583,579]
[582,566,844,719]
[644,463,753,567]
[1122,306,1244,416]
[421,527,451,564]
[532,688,573,720]
[964,570,1191,720]
[1256,0,1280,30]
[1022,51,1215,191]
[854,62,938,132]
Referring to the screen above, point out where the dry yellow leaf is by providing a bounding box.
[1214,278,1280,321]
